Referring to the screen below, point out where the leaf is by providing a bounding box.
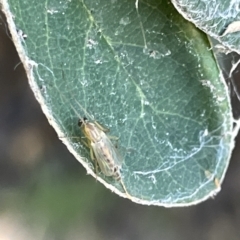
[171,0,240,53]
[221,21,240,37]
[1,0,234,206]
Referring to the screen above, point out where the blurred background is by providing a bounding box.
[1,11,240,240]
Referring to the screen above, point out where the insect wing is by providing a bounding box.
[92,137,122,177]
[103,135,123,166]
[82,122,102,143]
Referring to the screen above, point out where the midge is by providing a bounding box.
[78,116,121,180]
[67,100,131,198]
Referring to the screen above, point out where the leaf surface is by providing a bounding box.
[2,0,234,206]
[171,0,240,53]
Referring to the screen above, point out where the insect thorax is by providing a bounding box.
[83,123,103,143]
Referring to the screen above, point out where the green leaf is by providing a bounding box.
[2,0,234,206]
[171,0,240,53]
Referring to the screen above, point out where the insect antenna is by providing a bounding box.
[73,99,95,122]
[57,90,93,126]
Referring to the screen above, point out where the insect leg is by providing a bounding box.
[107,135,119,148]
[94,121,110,133]
[89,147,100,178]
[107,135,119,140]
[80,138,89,148]
[89,146,95,161]
[119,179,132,200]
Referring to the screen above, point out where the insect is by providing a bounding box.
[72,99,131,198]
[78,116,131,199]
[78,117,121,180]
[57,88,132,199]
[58,89,131,199]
